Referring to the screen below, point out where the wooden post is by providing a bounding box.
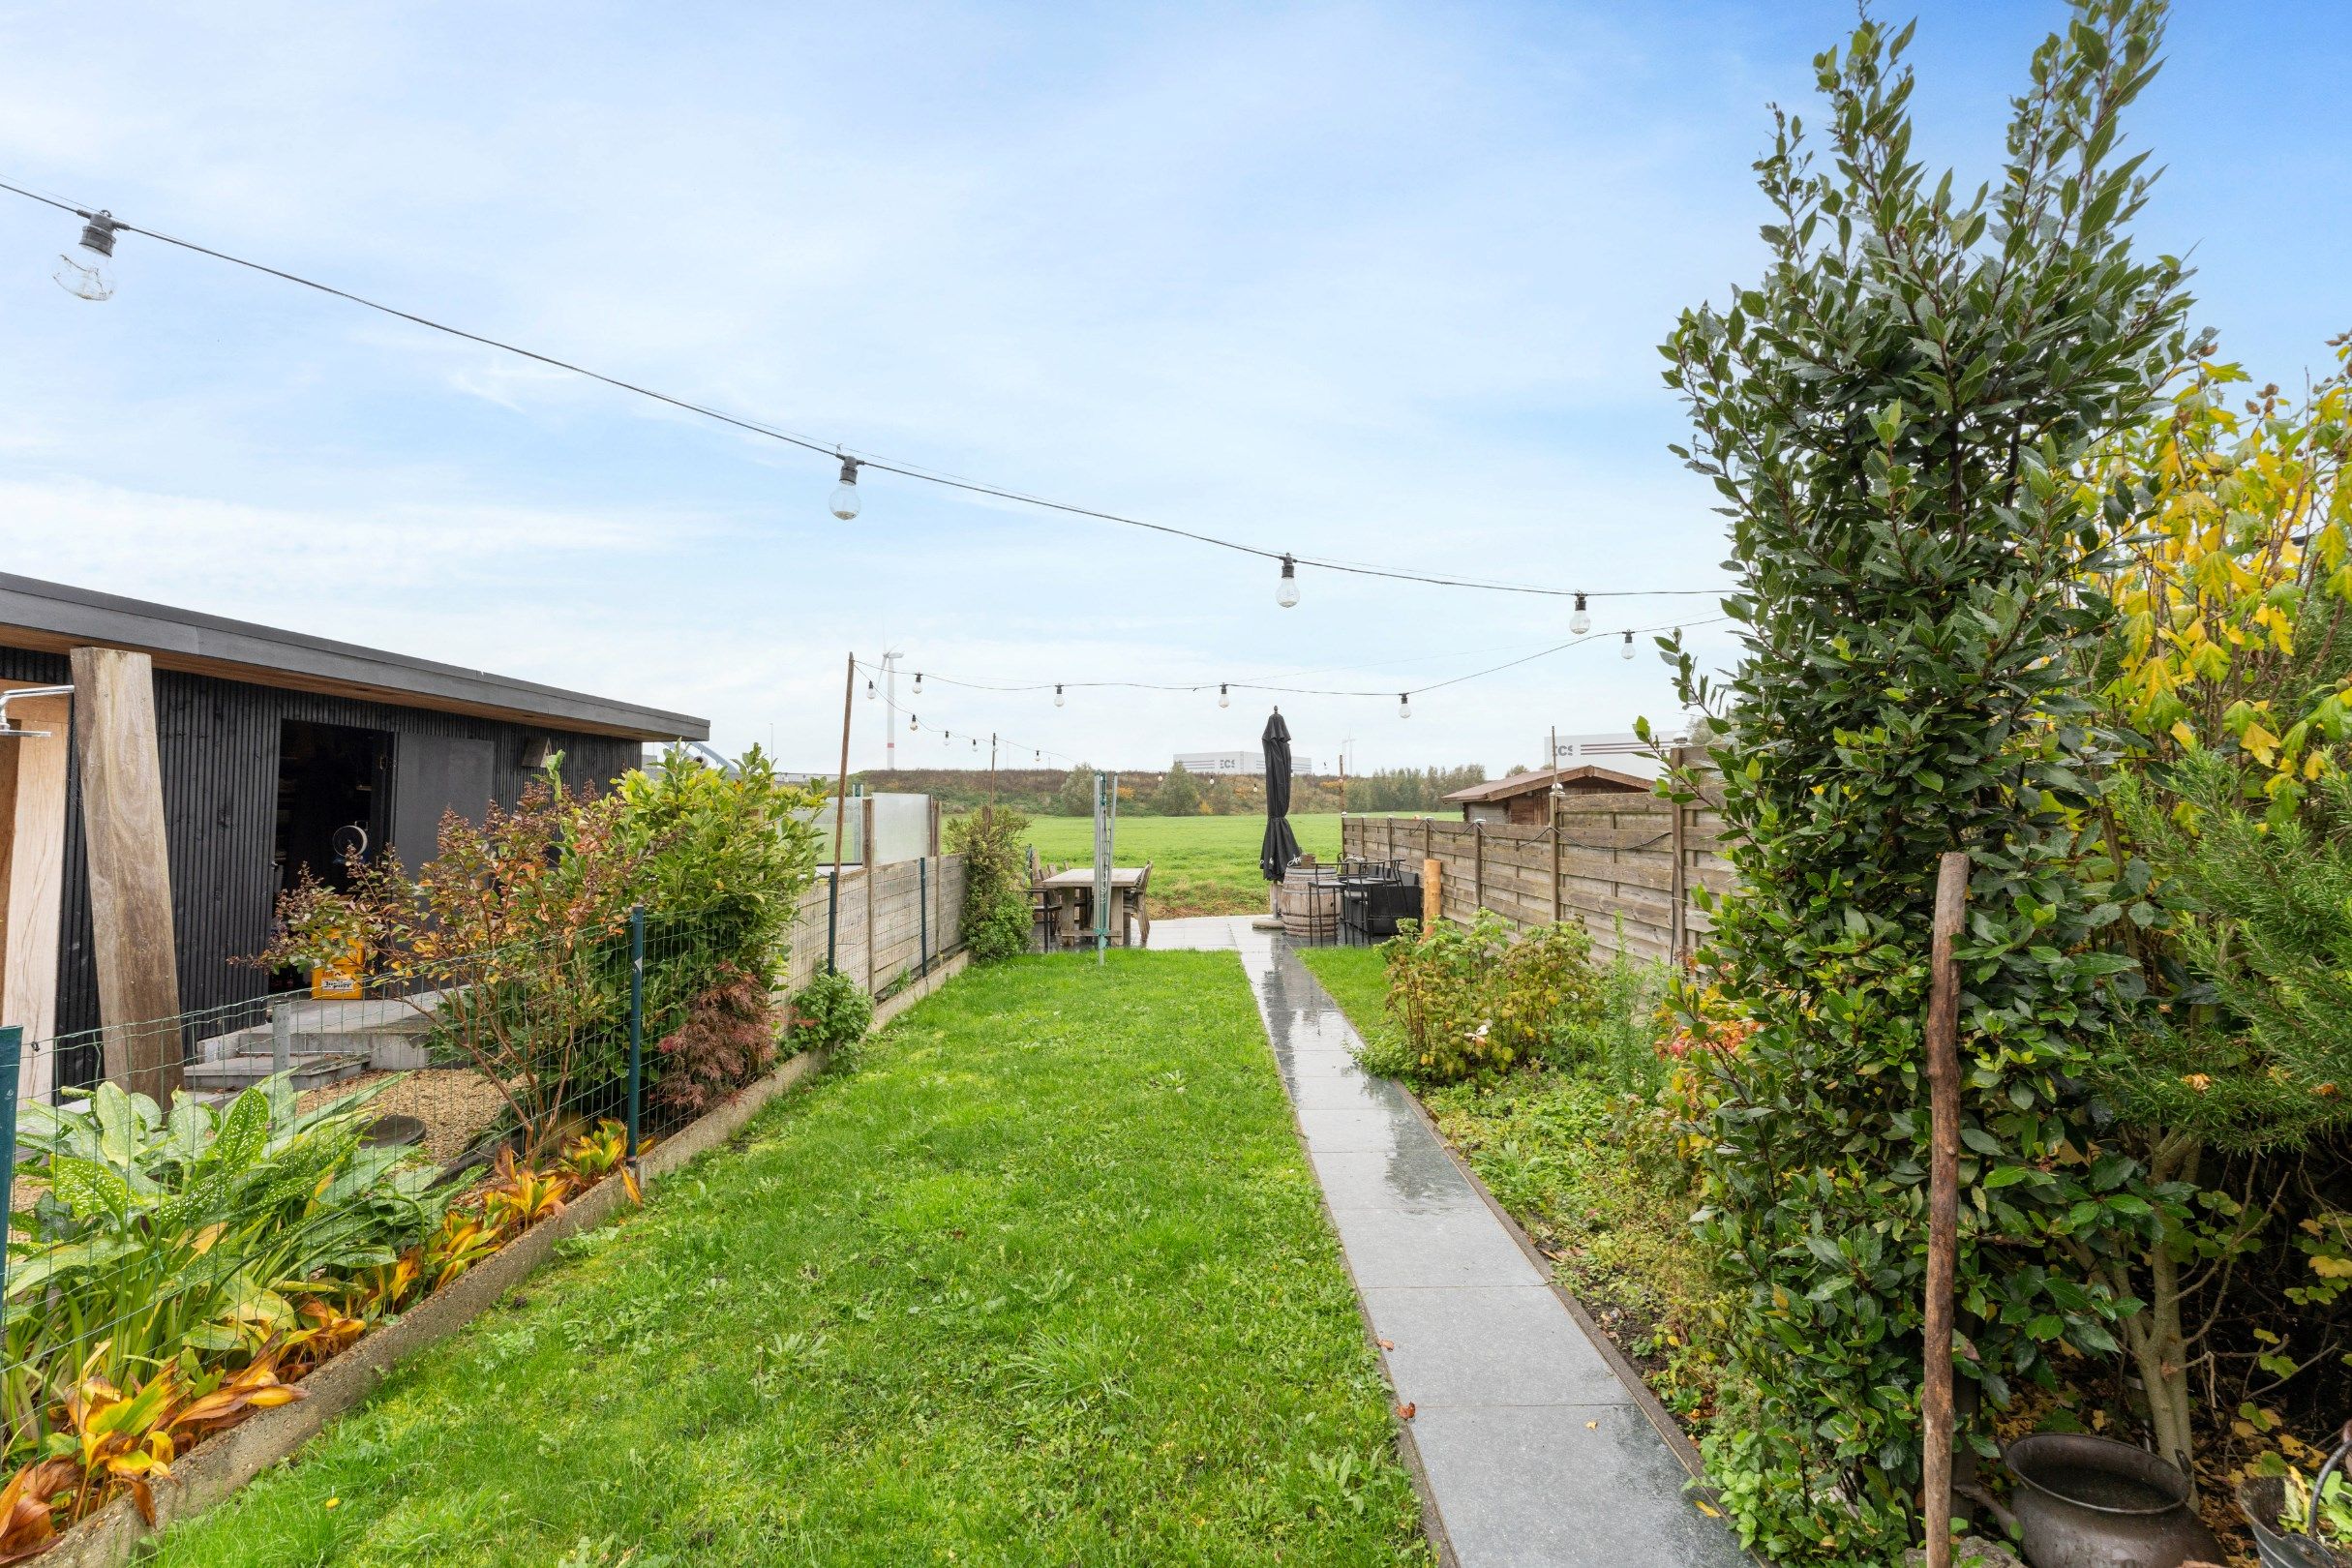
[1,682,72,1102]
[1550,793,1564,924]
[1668,744,1691,960]
[69,648,182,1096]
[1922,850,1971,1568]
[1473,820,1487,912]
[1421,859,1441,933]
[861,795,879,994]
[825,652,855,974]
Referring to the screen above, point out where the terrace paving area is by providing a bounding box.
[1156,916,1751,1568]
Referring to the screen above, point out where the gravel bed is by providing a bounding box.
[299,1068,510,1164]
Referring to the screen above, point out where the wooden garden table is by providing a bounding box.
[1036,866,1149,948]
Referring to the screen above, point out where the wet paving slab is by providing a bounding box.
[1205,919,1753,1568]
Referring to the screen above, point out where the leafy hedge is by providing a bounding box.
[1658,3,2193,1557]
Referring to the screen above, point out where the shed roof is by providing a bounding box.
[0,573,709,741]
[1441,765,1654,803]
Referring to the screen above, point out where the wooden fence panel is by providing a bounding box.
[1339,784,1729,963]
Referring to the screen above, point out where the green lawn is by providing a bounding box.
[151,953,1428,1568]
[1023,811,1444,918]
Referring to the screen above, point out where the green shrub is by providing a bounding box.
[1657,2,2190,1554]
[617,744,826,992]
[1588,937,1673,1101]
[947,806,1033,964]
[791,968,874,1053]
[1377,913,1604,1084]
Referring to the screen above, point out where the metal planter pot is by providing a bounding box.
[1965,1433,2221,1568]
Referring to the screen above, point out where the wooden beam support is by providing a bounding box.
[0,683,72,1103]
[70,648,183,1096]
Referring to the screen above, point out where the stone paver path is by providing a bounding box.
[1154,916,1749,1568]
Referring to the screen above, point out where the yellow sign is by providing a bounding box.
[311,928,364,1001]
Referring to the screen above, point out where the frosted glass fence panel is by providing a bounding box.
[867,794,934,864]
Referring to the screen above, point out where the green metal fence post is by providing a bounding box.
[0,1027,19,1312]
[919,856,930,978]
[625,906,646,1162]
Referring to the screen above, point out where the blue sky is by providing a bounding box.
[1,1,2342,776]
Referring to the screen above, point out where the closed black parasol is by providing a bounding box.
[1259,708,1300,882]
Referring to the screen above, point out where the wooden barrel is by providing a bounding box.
[1274,865,1341,942]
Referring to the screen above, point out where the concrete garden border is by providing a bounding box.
[44,951,967,1568]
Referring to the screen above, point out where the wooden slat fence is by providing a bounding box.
[1342,784,1730,964]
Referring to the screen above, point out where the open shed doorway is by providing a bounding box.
[274,718,391,898]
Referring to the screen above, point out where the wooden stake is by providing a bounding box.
[825,652,855,973]
[1922,850,1971,1568]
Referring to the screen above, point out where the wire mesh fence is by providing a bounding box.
[0,902,793,1503]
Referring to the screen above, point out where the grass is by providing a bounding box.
[1023,811,1445,919]
[149,953,1427,1568]
[1295,943,1725,1428]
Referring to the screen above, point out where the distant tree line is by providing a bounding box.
[851,763,1440,817]
[1342,766,1487,812]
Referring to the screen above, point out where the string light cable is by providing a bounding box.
[859,617,1727,704]
[4,176,1726,607]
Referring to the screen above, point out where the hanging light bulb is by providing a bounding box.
[1054,684,1065,708]
[1218,684,1230,709]
[1034,749,1040,761]
[913,672,923,696]
[1620,630,1636,660]
[829,457,862,521]
[53,211,118,301]
[1399,692,1412,719]
[864,678,875,701]
[1277,554,1300,609]
[909,712,919,732]
[972,737,979,749]
[1570,592,1591,637]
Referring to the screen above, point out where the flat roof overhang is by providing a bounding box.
[0,572,709,742]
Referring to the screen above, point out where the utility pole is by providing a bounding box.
[880,648,904,772]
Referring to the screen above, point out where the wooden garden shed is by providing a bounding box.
[1442,765,1652,826]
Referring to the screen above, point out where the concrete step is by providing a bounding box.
[182,1051,370,1094]
[195,991,449,1070]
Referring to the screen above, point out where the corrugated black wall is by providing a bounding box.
[0,649,640,1046]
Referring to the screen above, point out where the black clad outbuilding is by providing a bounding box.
[0,572,708,1063]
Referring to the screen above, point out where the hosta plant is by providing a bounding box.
[4,1076,444,1466]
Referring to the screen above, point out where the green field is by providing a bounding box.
[150,954,1428,1566]
[1017,813,1342,918]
